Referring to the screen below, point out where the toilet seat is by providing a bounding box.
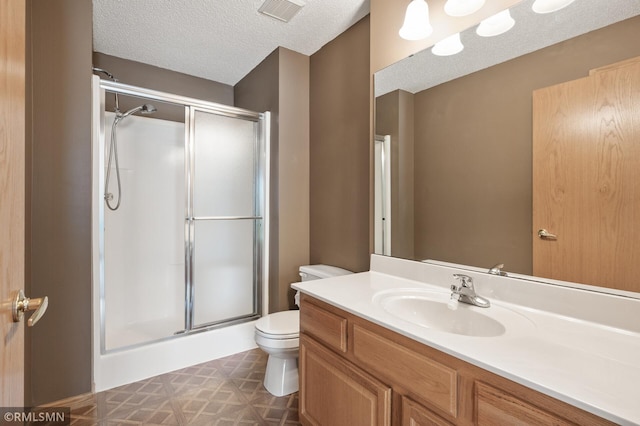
[255,329,298,340]
[255,332,299,350]
[255,310,299,339]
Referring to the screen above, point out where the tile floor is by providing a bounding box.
[69,348,300,425]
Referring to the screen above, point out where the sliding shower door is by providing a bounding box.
[102,110,186,351]
[96,79,269,353]
[187,107,266,329]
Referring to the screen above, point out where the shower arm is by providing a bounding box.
[92,67,121,112]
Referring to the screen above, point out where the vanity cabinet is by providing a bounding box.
[298,294,615,426]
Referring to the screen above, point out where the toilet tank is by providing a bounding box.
[299,264,353,281]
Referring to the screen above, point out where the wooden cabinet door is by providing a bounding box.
[351,324,458,419]
[532,59,640,292]
[299,334,392,426]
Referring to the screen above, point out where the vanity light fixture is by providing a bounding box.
[476,9,515,37]
[432,32,464,56]
[399,0,433,41]
[532,0,576,14]
[444,0,485,17]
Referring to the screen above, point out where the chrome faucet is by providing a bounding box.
[488,263,507,276]
[450,274,490,308]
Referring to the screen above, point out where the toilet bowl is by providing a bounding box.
[255,310,300,397]
[255,264,353,396]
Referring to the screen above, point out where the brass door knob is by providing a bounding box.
[12,290,48,327]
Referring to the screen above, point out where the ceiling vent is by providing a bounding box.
[258,0,306,23]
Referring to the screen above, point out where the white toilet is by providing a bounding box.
[254,264,353,396]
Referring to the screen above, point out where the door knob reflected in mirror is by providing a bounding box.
[537,229,558,240]
[12,290,48,327]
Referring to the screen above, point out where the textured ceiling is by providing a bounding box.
[375,0,640,96]
[92,0,370,86]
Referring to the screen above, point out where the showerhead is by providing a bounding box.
[117,103,157,120]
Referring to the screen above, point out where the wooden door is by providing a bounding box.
[0,0,26,406]
[533,59,640,292]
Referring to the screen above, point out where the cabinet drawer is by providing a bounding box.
[352,324,458,418]
[300,300,348,353]
[476,382,574,425]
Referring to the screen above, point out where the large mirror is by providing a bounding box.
[374,0,640,293]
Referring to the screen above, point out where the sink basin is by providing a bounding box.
[374,289,533,337]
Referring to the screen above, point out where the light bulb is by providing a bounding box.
[476,9,515,37]
[399,0,433,41]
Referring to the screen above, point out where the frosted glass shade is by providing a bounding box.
[476,9,515,37]
[532,0,576,13]
[399,0,433,41]
[432,33,464,56]
[444,0,485,17]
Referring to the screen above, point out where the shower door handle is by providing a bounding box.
[12,289,49,327]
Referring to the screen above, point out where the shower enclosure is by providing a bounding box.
[91,76,269,390]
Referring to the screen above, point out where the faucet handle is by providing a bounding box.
[488,263,507,276]
[453,274,473,288]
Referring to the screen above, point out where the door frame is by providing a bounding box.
[0,0,26,406]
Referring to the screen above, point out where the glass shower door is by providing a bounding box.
[188,107,264,329]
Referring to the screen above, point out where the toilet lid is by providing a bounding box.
[255,310,299,338]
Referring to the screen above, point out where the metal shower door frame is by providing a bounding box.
[96,79,269,352]
[184,105,269,331]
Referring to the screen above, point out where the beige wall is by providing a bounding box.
[277,49,310,308]
[235,47,310,312]
[387,16,640,274]
[26,0,93,405]
[310,16,371,273]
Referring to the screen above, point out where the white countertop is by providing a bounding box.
[292,255,640,425]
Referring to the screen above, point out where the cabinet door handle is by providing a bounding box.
[12,290,49,327]
[537,229,558,240]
